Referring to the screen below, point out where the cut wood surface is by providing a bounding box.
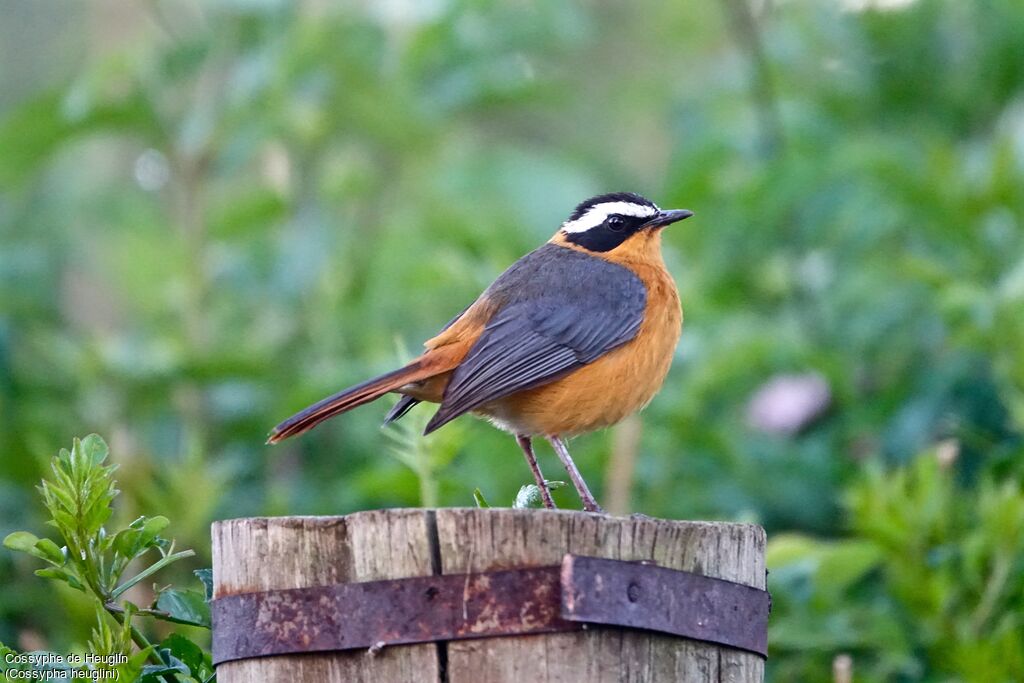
[212,509,766,683]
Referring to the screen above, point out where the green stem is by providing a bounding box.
[105,605,176,682]
[418,465,439,508]
[109,549,195,600]
[970,552,1012,636]
[104,603,172,620]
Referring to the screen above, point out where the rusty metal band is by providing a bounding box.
[212,554,769,665]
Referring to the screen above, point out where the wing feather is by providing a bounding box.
[424,244,646,433]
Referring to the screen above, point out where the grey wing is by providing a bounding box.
[423,245,646,433]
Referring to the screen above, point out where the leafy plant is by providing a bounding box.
[382,374,467,508]
[767,445,1024,682]
[3,436,215,682]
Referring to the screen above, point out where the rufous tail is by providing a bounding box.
[268,361,427,443]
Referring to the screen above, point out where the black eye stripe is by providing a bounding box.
[563,214,646,252]
[565,225,631,252]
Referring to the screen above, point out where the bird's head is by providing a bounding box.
[557,192,693,254]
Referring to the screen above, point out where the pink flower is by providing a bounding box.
[747,372,831,435]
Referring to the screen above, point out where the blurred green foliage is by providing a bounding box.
[770,447,1024,680]
[2,435,214,682]
[0,0,1022,680]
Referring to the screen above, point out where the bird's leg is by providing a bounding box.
[516,435,556,509]
[546,437,603,513]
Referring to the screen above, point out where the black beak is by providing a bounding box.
[644,209,694,229]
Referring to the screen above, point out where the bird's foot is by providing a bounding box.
[516,435,558,509]
[546,436,603,513]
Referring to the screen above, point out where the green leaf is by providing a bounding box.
[473,488,490,508]
[0,641,19,673]
[156,588,211,628]
[50,510,78,536]
[34,538,65,565]
[210,189,288,238]
[141,516,170,541]
[513,481,566,509]
[766,533,820,568]
[112,515,168,560]
[194,568,214,601]
[79,434,109,466]
[767,533,884,606]
[140,660,189,681]
[3,533,62,565]
[3,531,41,553]
[82,498,114,534]
[44,483,77,515]
[34,567,85,592]
[111,528,142,559]
[0,91,70,188]
[815,540,883,601]
[119,649,153,682]
[159,633,208,678]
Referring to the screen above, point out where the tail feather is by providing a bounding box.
[268,361,425,444]
[382,395,420,425]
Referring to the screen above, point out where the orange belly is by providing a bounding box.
[476,263,680,436]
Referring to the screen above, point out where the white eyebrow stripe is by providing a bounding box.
[560,201,659,233]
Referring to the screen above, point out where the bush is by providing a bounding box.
[3,436,214,682]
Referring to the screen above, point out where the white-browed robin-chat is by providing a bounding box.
[269,192,692,512]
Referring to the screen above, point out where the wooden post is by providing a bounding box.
[212,509,766,683]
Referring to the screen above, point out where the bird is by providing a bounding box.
[268,192,692,512]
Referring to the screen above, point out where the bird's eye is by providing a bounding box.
[607,216,625,232]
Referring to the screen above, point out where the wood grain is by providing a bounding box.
[435,509,765,683]
[212,511,440,683]
[212,509,765,683]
